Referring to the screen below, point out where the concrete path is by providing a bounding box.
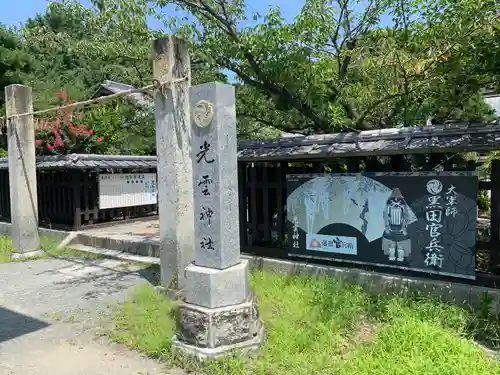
[82,220,160,243]
[0,257,184,375]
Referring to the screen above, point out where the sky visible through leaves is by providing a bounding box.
[1,0,305,28]
[0,0,307,83]
[1,0,392,84]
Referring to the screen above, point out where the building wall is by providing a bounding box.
[484,95,500,116]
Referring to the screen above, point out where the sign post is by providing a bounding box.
[172,82,264,359]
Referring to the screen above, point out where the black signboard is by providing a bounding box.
[286,172,478,280]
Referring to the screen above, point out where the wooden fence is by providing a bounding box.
[0,155,158,230]
[0,154,497,286]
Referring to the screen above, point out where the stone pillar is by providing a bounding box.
[172,83,264,359]
[4,84,42,258]
[152,36,195,289]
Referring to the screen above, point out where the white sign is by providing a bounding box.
[305,233,357,255]
[98,173,157,209]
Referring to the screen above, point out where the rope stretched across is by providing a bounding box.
[1,76,189,121]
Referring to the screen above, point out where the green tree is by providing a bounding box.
[17,0,161,154]
[83,102,157,155]
[15,0,229,153]
[5,0,499,153]
[20,0,156,108]
[0,24,32,108]
[156,0,499,133]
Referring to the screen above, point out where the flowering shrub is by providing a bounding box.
[35,89,105,155]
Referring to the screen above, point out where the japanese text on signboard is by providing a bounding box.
[424,179,460,269]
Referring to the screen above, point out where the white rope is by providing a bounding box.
[2,76,188,121]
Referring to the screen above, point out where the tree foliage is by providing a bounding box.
[3,0,162,154]
[0,24,32,109]
[20,0,157,106]
[1,0,500,157]
[157,0,499,133]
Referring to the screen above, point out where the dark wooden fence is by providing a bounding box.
[237,156,500,285]
[0,155,158,230]
[1,122,500,285]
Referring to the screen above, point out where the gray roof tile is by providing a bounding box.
[0,154,156,170]
[237,122,500,161]
[0,122,498,169]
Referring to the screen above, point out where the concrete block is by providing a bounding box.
[184,260,250,308]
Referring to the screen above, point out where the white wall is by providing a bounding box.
[484,95,500,116]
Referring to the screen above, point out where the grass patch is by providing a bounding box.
[109,283,176,357]
[109,271,500,375]
[0,235,104,263]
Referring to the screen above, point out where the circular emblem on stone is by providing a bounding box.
[193,100,214,128]
[426,179,443,195]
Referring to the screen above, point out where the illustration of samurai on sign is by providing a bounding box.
[286,172,478,280]
[382,188,411,263]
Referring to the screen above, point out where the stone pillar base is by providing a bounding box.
[172,293,265,360]
[184,260,250,308]
[11,249,45,260]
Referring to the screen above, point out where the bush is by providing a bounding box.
[477,190,491,214]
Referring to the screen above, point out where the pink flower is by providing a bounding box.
[56,89,68,102]
[68,124,89,137]
[35,139,41,146]
[47,144,54,151]
[97,136,104,143]
[55,136,64,148]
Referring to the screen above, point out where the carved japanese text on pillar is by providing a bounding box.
[196,141,215,164]
[193,100,217,254]
[198,175,213,196]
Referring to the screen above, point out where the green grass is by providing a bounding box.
[109,271,500,375]
[0,235,104,262]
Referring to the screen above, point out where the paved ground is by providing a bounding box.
[83,220,161,243]
[0,257,185,375]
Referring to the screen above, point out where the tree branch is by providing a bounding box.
[178,0,333,132]
[355,92,404,128]
[238,113,308,135]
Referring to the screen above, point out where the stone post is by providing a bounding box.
[172,83,264,359]
[4,84,42,258]
[152,36,195,290]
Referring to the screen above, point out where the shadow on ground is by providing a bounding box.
[0,306,50,343]
[33,257,160,300]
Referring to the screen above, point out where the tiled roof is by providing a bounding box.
[238,122,500,162]
[0,154,156,170]
[93,80,154,109]
[1,122,498,169]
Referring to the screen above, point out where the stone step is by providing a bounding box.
[75,232,160,258]
[70,243,159,265]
